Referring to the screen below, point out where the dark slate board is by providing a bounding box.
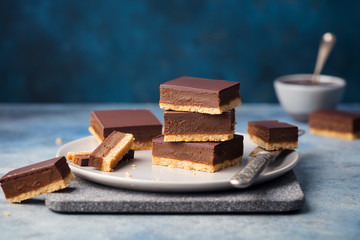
[45,170,304,213]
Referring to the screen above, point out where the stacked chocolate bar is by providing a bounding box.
[152,76,244,173]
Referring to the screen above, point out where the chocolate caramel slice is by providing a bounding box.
[164,110,235,142]
[159,76,241,115]
[309,109,360,140]
[89,109,162,150]
[0,156,74,203]
[152,134,243,173]
[89,131,133,172]
[247,120,298,150]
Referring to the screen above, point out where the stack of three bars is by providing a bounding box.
[152,76,244,173]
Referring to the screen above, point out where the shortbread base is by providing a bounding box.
[7,172,75,203]
[164,133,234,142]
[309,128,360,140]
[152,156,242,173]
[249,134,298,151]
[159,97,242,115]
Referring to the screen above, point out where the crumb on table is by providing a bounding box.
[132,164,136,168]
[55,138,62,145]
[125,172,132,178]
[4,212,10,217]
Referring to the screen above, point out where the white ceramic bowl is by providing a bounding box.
[274,74,346,122]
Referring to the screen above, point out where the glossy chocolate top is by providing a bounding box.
[160,76,240,93]
[248,120,297,129]
[0,156,69,183]
[92,109,162,128]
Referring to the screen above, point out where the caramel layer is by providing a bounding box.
[164,110,235,141]
[152,135,243,166]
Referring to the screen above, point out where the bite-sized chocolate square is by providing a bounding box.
[89,109,162,150]
[309,109,360,140]
[159,76,241,115]
[247,120,298,150]
[0,157,74,203]
[67,151,91,166]
[163,110,235,142]
[152,134,243,173]
[89,131,133,172]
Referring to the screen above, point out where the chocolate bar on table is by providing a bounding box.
[159,76,241,115]
[152,134,243,173]
[0,156,74,203]
[309,109,360,140]
[163,110,235,142]
[89,131,133,172]
[247,120,298,151]
[89,109,162,150]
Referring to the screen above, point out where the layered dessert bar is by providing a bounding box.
[163,110,235,142]
[68,150,135,166]
[309,109,360,140]
[152,134,243,173]
[89,131,133,172]
[89,109,162,150]
[247,120,298,150]
[159,76,241,115]
[0,156,74,203]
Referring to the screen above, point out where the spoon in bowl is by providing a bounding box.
[311,32,337,85]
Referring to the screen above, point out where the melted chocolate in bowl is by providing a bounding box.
[280,79,336,86]
[274,74,346,122]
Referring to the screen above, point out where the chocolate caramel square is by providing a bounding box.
[0,157,74,203]
[89,131,133,172]
[163,110,235,142]
[309,109,360,140]
[89,109,162,150]
[159,76,241,115]
[247,120,298,150]
[152,134,243,173]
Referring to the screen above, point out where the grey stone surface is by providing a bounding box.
[1,103,360,240]
[45,171,304,213]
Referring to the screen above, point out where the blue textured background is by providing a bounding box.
[1,0,359,103]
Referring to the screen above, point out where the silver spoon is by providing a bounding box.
[311,32,337,85]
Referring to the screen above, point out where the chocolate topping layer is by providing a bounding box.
[90,109,162,141]
[160,76,240,108]
[152,134,243,165]
[247,120,298,142]
[309,109,360,132]
[164,110,235,135]
[0,157,70,199]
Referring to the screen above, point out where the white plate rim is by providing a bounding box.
[57,134,299,192]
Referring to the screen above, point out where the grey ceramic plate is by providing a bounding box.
[56,133,299,192]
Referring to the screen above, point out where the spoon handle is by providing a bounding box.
[311,33,337,84]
